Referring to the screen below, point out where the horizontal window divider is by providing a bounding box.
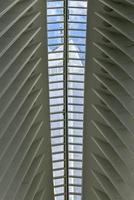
[68,80,84,83]
[53,159,65,163]
[68,35,86,39]
[50,119,64,123]
[69,166,82,170]
[47,6,64,9]
[68,134,83,138]
[54,184,65,188]
[69,14,87,17]
[68,142,82,146]
[69,192,81,195]
[48,43,64,47]
[49,88,64,91]
[68,119,83,123]
[68,6,87,10]
[49,73,64,77]
[50,111,65,115]
[68,95,84,98]
[48,50,64,54]
[69,184,82,187]
[48,66,64,69]
[51,127,65,131]
[47,14,64,17]
[68,127,83,130]
[49,81,63,85]
[47,21,64,24]
[50,95,64,99]
[52,151,64,155]
[68,21,86,24]
[68,103,84,106]
[68,111,84,114]
[69,158,82,161]
[68,73,84,76]
[54,193,64,196]
[50,103,64,107]
[69,151,83,154]
[69,28,86,31]
[69,175,82,179]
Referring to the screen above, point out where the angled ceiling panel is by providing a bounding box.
[82,0,134,200]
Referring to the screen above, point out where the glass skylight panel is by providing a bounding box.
[47,0,88,199]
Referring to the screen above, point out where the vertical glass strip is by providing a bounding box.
[47,1,65,199]
[68,1,87,200]
[47,0,88,199]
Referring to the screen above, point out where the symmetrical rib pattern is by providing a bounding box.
[82,0,134,199]
[0,1,53,200]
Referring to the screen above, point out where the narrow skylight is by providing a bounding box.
[47,0,88,199]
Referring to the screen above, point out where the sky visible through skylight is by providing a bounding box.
[47,0,87,199]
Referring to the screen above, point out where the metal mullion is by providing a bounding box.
[68,21,86,24]
[68,134,83,138]
[63,0,69,198]
[68,119,83,123]
[51,127,65,131]
[68,88,84,91]
[49,73,64,76]
[69,14,87,17]
[47,7,64,9]
[48,65,63,69]
[47,21,64,24]
[68,6,87,9]
[52,151,64,154]
[50,119,64,123]
[47,14,64,17]
[68,142,82,145]
[50,111,65,115]
[48,43,64,47]
[69,183,82,187]
[53,176,65,180]
[68,50,85,53]
[68,80,84,83]
[68,175,82,179]
[51,142,65,147]
[69,192,81,195]
[54,184,65,187]
[68,103,84,106]
[69,35,86,39]
[68,72,85,75]
[68,111,84,114]
[68,95,84,98]
[53,159,65,163]
[69,167,82,170]
[50,95,64,100]
[49,79,63,83]
[55,193,64,196]
[48,50,64,53]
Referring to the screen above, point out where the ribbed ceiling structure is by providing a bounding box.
[82,0,134,200]
[0,0,134,200]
